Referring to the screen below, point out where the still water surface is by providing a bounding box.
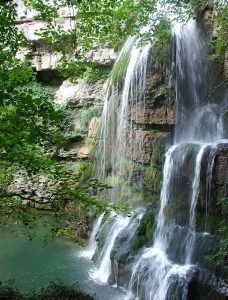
[0,224,126,300]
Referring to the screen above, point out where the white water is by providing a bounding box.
[89,15,227,300]
[185,144,208,263]
[94,35,151,203]
[91,215,130,284]
[153,144,179,251]
[79,214,104,259]
[123,19,227,300]
[94,36,136,181]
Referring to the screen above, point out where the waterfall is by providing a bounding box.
[91,214,130,284]
[123,19,227,300]
[94,36,151,203]
[79,214,104,259]
[185,144,208,264]
[88,14,227,300]
[94,36,136,181]
[153,144,179,251]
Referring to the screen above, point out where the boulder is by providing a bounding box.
[78,144,94,159]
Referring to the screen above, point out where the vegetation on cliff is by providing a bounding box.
[0,0,227,237]
[23,0,227,78]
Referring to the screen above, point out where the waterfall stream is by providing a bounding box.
[87,17,227,300]
[91,214,130,284]
[79,214,104,259]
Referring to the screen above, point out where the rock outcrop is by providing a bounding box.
[14,0,116,73]
[214,145,228,186]
[55,79,107,108]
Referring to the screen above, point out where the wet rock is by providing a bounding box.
[132,210,156,248]
[129,105,175,125]
[186,268,228,300]
[120,129,152,163]
[92,214,117,264]
[213,145,228,185]
[145,68,169,105]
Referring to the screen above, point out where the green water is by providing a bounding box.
[0,223,126,300]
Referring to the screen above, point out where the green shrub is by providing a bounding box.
[64,106,102,141]
[79,106,103,129]
[64,128,87,142]
[84,66,109,83]
[17,82,56,103]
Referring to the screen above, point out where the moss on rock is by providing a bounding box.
[130,210,156,250]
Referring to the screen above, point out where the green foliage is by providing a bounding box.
[151,138,165,166]
[131,210,156,250]
[210,3,228,60]
[64,128,87,141]
[0,282,94,300]
[0,2,128,233]
[84,66,110,83]
[64,105,103,141]
[17,82,56,103]
[144,165,162,191]
[79,106,103,128]
[139,17,171,46]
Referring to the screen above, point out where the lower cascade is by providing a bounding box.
[86,18,227,300]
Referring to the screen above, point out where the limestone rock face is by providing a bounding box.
[14,0,39,21]
[129,105,174,125]
[14,0,116,72]
[55,79,107,107]
[88,117,101,138]
[127,67,175,126]
[8,173,54,208]
[59,141,95,160]
[17,44,61,72]
[121,130,152,163]
[87,48,116,66]
[145,68,171,107]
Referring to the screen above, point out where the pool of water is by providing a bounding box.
[0,223,126,300]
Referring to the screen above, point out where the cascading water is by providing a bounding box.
[79,214,104,259]
[124,19,227,300]
[87,36,151,288]
[91,214,130,284]
[88,12,227,300]
[185,144,208,264]
[94,36,151,204]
